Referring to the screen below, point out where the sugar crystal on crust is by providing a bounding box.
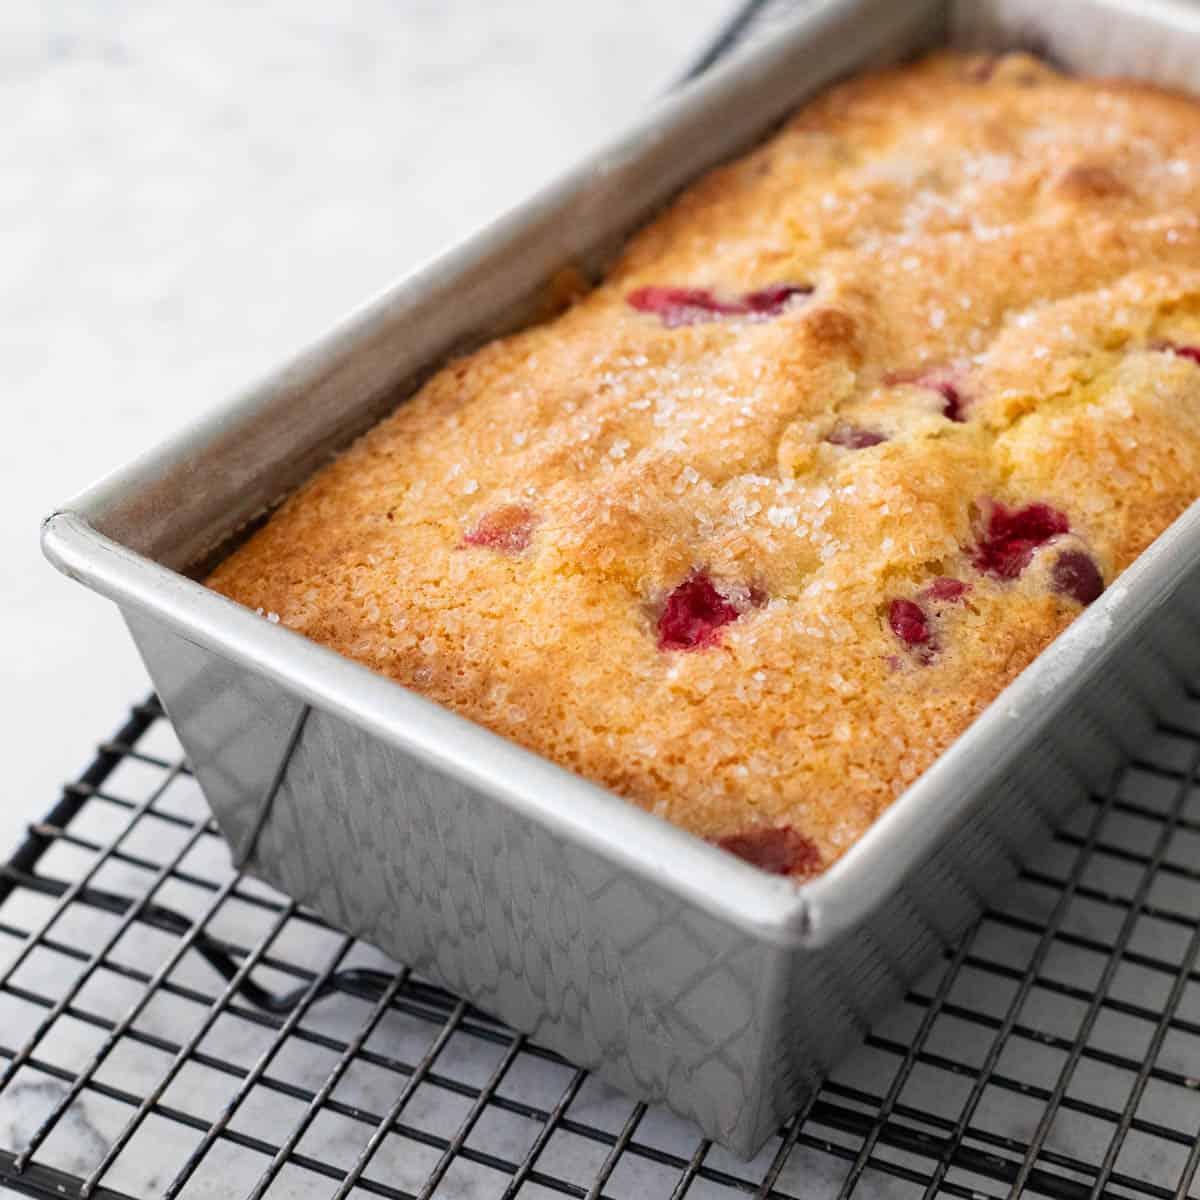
[209,52,1200,874]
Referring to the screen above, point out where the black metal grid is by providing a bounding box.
[1,687,1199,1200]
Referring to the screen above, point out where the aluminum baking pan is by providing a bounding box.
[42,0,1200,1156]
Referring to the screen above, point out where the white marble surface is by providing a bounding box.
[1,0,737,860]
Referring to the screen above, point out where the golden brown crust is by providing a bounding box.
[209,52,1200,872]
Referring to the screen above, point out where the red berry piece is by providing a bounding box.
[971,501,1069,579]
[1051,549,1105,605]
[889,582,968,665]
[463,504,538,553]
[888,598,932,648]
[1156,340,1200,365]
[747,583,770,609]
[923,576,969,603]
[716,825,822,877]
[886,365,969,422]
[657,571,742,651]
[825,421,888,449]
[742,284,813,316]
[627,284,810,327]
[626,286,734,327]
[938,381,967,423]
[965,57,997,83]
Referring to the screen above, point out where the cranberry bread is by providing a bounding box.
[209,51,1200,877]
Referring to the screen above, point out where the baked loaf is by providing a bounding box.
[210,51,1200,878]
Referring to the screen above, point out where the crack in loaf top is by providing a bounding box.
[208,51,1200,877]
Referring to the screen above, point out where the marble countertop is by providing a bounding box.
[2,0,735,859]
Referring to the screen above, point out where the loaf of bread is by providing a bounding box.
[209,51,1200,877]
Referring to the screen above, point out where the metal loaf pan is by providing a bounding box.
[42,0,1200,1157]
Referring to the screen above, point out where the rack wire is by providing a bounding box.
[2,684,1200,1200]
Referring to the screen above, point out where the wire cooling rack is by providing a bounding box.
[2,687,1200,1200]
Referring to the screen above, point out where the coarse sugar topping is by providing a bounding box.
[209,51,1200,876]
